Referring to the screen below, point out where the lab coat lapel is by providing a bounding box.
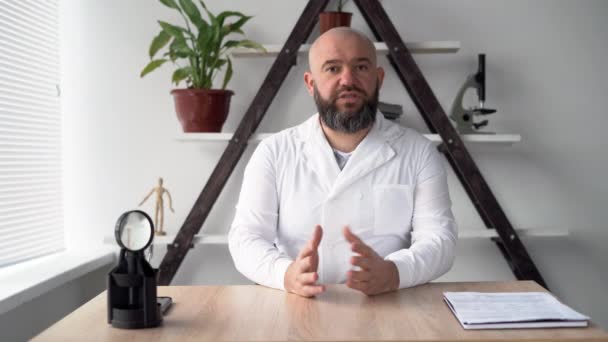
[299,115,341,192]
[330,115,397,198]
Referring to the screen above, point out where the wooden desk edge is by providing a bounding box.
[32,281,608,342]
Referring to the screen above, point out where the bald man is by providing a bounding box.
[229,28,457,297]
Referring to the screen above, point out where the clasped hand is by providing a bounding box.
[284,225,399,297]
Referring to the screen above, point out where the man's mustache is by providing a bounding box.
[333,86,366,100]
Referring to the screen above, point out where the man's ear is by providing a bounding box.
[304,71,315,96]
[376,66,385,89]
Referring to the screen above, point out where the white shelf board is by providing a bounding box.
[103,234,228,246]
[231,41,460,58]
[175,133,272,142]
[103,228,567,247]
[458,228,570,239]
[176,133,521,145]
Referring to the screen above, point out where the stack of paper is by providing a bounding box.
[443,292,590,330]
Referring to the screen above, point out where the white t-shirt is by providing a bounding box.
[332,149,352,170]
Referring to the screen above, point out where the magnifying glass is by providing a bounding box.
[115,210,154,252]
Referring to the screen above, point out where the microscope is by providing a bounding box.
[449,54,497,134]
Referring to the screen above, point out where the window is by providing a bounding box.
[0,0,63,267]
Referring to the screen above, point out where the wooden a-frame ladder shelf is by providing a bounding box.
[156,0,548,289]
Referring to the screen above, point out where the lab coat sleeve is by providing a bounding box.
[228,140,293,290]
[384,142,458,288]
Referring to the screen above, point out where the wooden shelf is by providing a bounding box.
[176,133,522,145]
[103,228,567,247]
[231,41,460,58]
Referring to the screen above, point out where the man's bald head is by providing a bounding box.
[308,27,377,72]
[303,28,384,134]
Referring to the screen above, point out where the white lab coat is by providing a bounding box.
[229,113,457,290]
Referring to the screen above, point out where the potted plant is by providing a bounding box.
[319,0,352,34]
[141,0,265,132]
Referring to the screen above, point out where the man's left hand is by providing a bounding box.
[343,227,400,295]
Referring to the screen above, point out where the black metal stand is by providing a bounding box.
[108,249,162,329]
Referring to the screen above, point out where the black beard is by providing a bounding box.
[314,83,379,134]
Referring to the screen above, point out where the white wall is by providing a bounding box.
[59,0,608,329]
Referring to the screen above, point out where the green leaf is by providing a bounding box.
[158,21,186,38]
[223,15,251,35]
[221,57,232,89]
[158,21,192,60]
[222,39,266,53]
[216,11,244,27]
[149,30,172,58]
[215,58,227,68]
[196,24,214,60]
[197,16,210,31]
[172,66,192,85]
[237,39,266,51]
[140,59,168,77]
[222,40,240,49]
[211,24,222,56]
[169,37,193,58]
[159,0,180,10]
[178,0,204,28]
[231,28,245,36]
[196,1,219,74]
[198,0,216,22]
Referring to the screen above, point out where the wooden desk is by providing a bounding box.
[34,281,608,341]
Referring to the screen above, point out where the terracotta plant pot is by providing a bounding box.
[170,89,234,132]
[319,11,352,34]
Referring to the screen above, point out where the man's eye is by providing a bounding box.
[356,64,369,71]
[326,66,339,73]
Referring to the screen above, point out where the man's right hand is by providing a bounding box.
[284,225,325,297]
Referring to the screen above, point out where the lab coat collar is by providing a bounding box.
[298,114,341,192]
[297,113,403,198]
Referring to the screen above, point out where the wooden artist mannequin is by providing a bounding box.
[139,177,174,235]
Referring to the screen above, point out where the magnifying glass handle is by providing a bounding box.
[126,252,136,306]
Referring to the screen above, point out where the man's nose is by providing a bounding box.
[339,68,355,87]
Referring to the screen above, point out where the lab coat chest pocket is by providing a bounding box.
[373,184,414,236]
